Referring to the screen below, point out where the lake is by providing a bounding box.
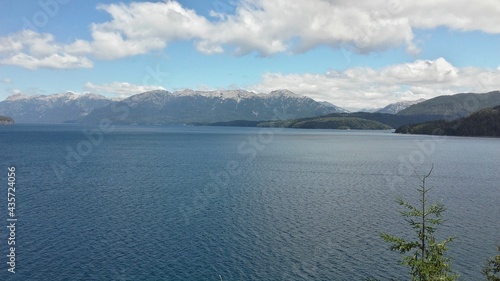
[0,124,498,280]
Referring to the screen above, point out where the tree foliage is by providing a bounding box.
[396,105,500,137]
[483,246,500,281]
[380,166,459,280]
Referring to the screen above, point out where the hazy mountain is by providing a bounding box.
[397,91,500,118]
[0,92,112,123]
[376,99,425,114]
[318,101,349,113]
[83,89,347,125]
[356,108,381,113]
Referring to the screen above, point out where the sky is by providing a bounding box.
[0,0,499,110]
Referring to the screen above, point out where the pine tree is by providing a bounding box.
[380,166,459,281]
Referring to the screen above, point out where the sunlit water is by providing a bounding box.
[0,124,498,280]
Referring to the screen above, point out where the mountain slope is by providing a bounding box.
[318,101,349,113]
[0,92,112,123]
[83,89,347,124]
[396,105,500,137]
[397,91,500,118]
[376,99,425,114]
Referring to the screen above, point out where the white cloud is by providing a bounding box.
[88,1,209,59]
[0,30,93,69]
[251,58,500,110]
[85,0,417,57]
[79,0,500,58]
[84,82,166,97]
[398,0,500,33]
[1,52,92,70]
[1,1,499,67]
[0,36,23,53]
[2,78,12,84]
[63,40,92,55]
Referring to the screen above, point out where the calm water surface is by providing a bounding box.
[0,124,498,280]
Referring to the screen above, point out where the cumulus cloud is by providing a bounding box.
[251,58,500,110]
[88,1,209,59]
[83,0,500,58]
[0,30,93,69]
[399,0,500,33]
[1,52,93,70]
[86,0,417,57]
[2,0,500,67]
[84,82,166,97]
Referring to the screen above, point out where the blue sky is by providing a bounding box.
[0,0,499,110]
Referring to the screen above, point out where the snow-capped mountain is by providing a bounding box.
[83,89,347,124]
[0,92,112,123]
[317,101,350,113]
[0,89,347,124]
[376,99,426,114]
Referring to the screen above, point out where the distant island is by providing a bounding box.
[0,115,14,125]
[201,112,447,130]
[258,116,392,130]
[396,105,500,137]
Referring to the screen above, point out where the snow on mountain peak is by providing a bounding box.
[268,89,303,98]
[376,98,426,114]
[4,92,109,102]
[5,93,31,101]
[173,89,257,100]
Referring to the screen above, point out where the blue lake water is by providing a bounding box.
[0,124,499,280]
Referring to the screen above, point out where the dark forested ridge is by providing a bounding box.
[202,112,444,130]
[397,91,500,117]
[321,112,443,128]
[396,105,500,137]
[257,116,392,130]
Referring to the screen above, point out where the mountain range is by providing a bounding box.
[0,92,112,124]
[203,91,500,131]
[0,89,348,124]
[1,90,500,126]
[84,89,351,124]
